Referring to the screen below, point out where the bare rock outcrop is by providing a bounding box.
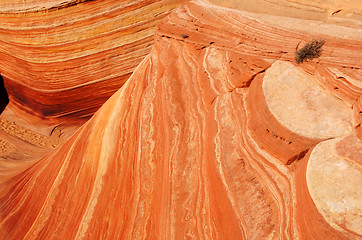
[0,0,187,180]
[0,0,360,239]
[0,0,187,121]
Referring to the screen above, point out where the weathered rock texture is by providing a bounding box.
[209,0,362,27]
[0,0,361,239]
[0,0,187,181]
[0,0,187,121]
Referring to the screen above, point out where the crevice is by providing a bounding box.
[210,95,218,106]
[244,68,266,88]
[0,74,9,115]
[332,9,342,15]
[286,148,310,165]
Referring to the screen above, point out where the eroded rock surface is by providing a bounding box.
[307,134,362,238]
[0,0,187,182]
[0,0,187,121]
[263,61,352,139]
[0,0,361,239]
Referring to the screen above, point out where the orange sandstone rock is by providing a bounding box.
[0,0,188,178]
[0,0,187,121]
[0,0,361,239]
[307,134,361,238]
[209,0,362,28]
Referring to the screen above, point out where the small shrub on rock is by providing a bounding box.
[295,39,325,63]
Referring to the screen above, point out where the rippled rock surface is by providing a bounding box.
[0,0,361,239]
[0,0,187,121]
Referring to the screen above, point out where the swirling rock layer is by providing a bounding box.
[0,0,187,121]
[0,0,361,239]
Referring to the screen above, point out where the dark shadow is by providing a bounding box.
[0,74,9,114]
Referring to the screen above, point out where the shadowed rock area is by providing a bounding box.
[0,0,361,239]
[0,75,8,114]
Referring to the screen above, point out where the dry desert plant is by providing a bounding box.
[295,39,325,63]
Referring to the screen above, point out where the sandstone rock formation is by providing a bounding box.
[0,0,187,183]
[209,0,362,27]
[0,0,361,239]
[0,0,187,121]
